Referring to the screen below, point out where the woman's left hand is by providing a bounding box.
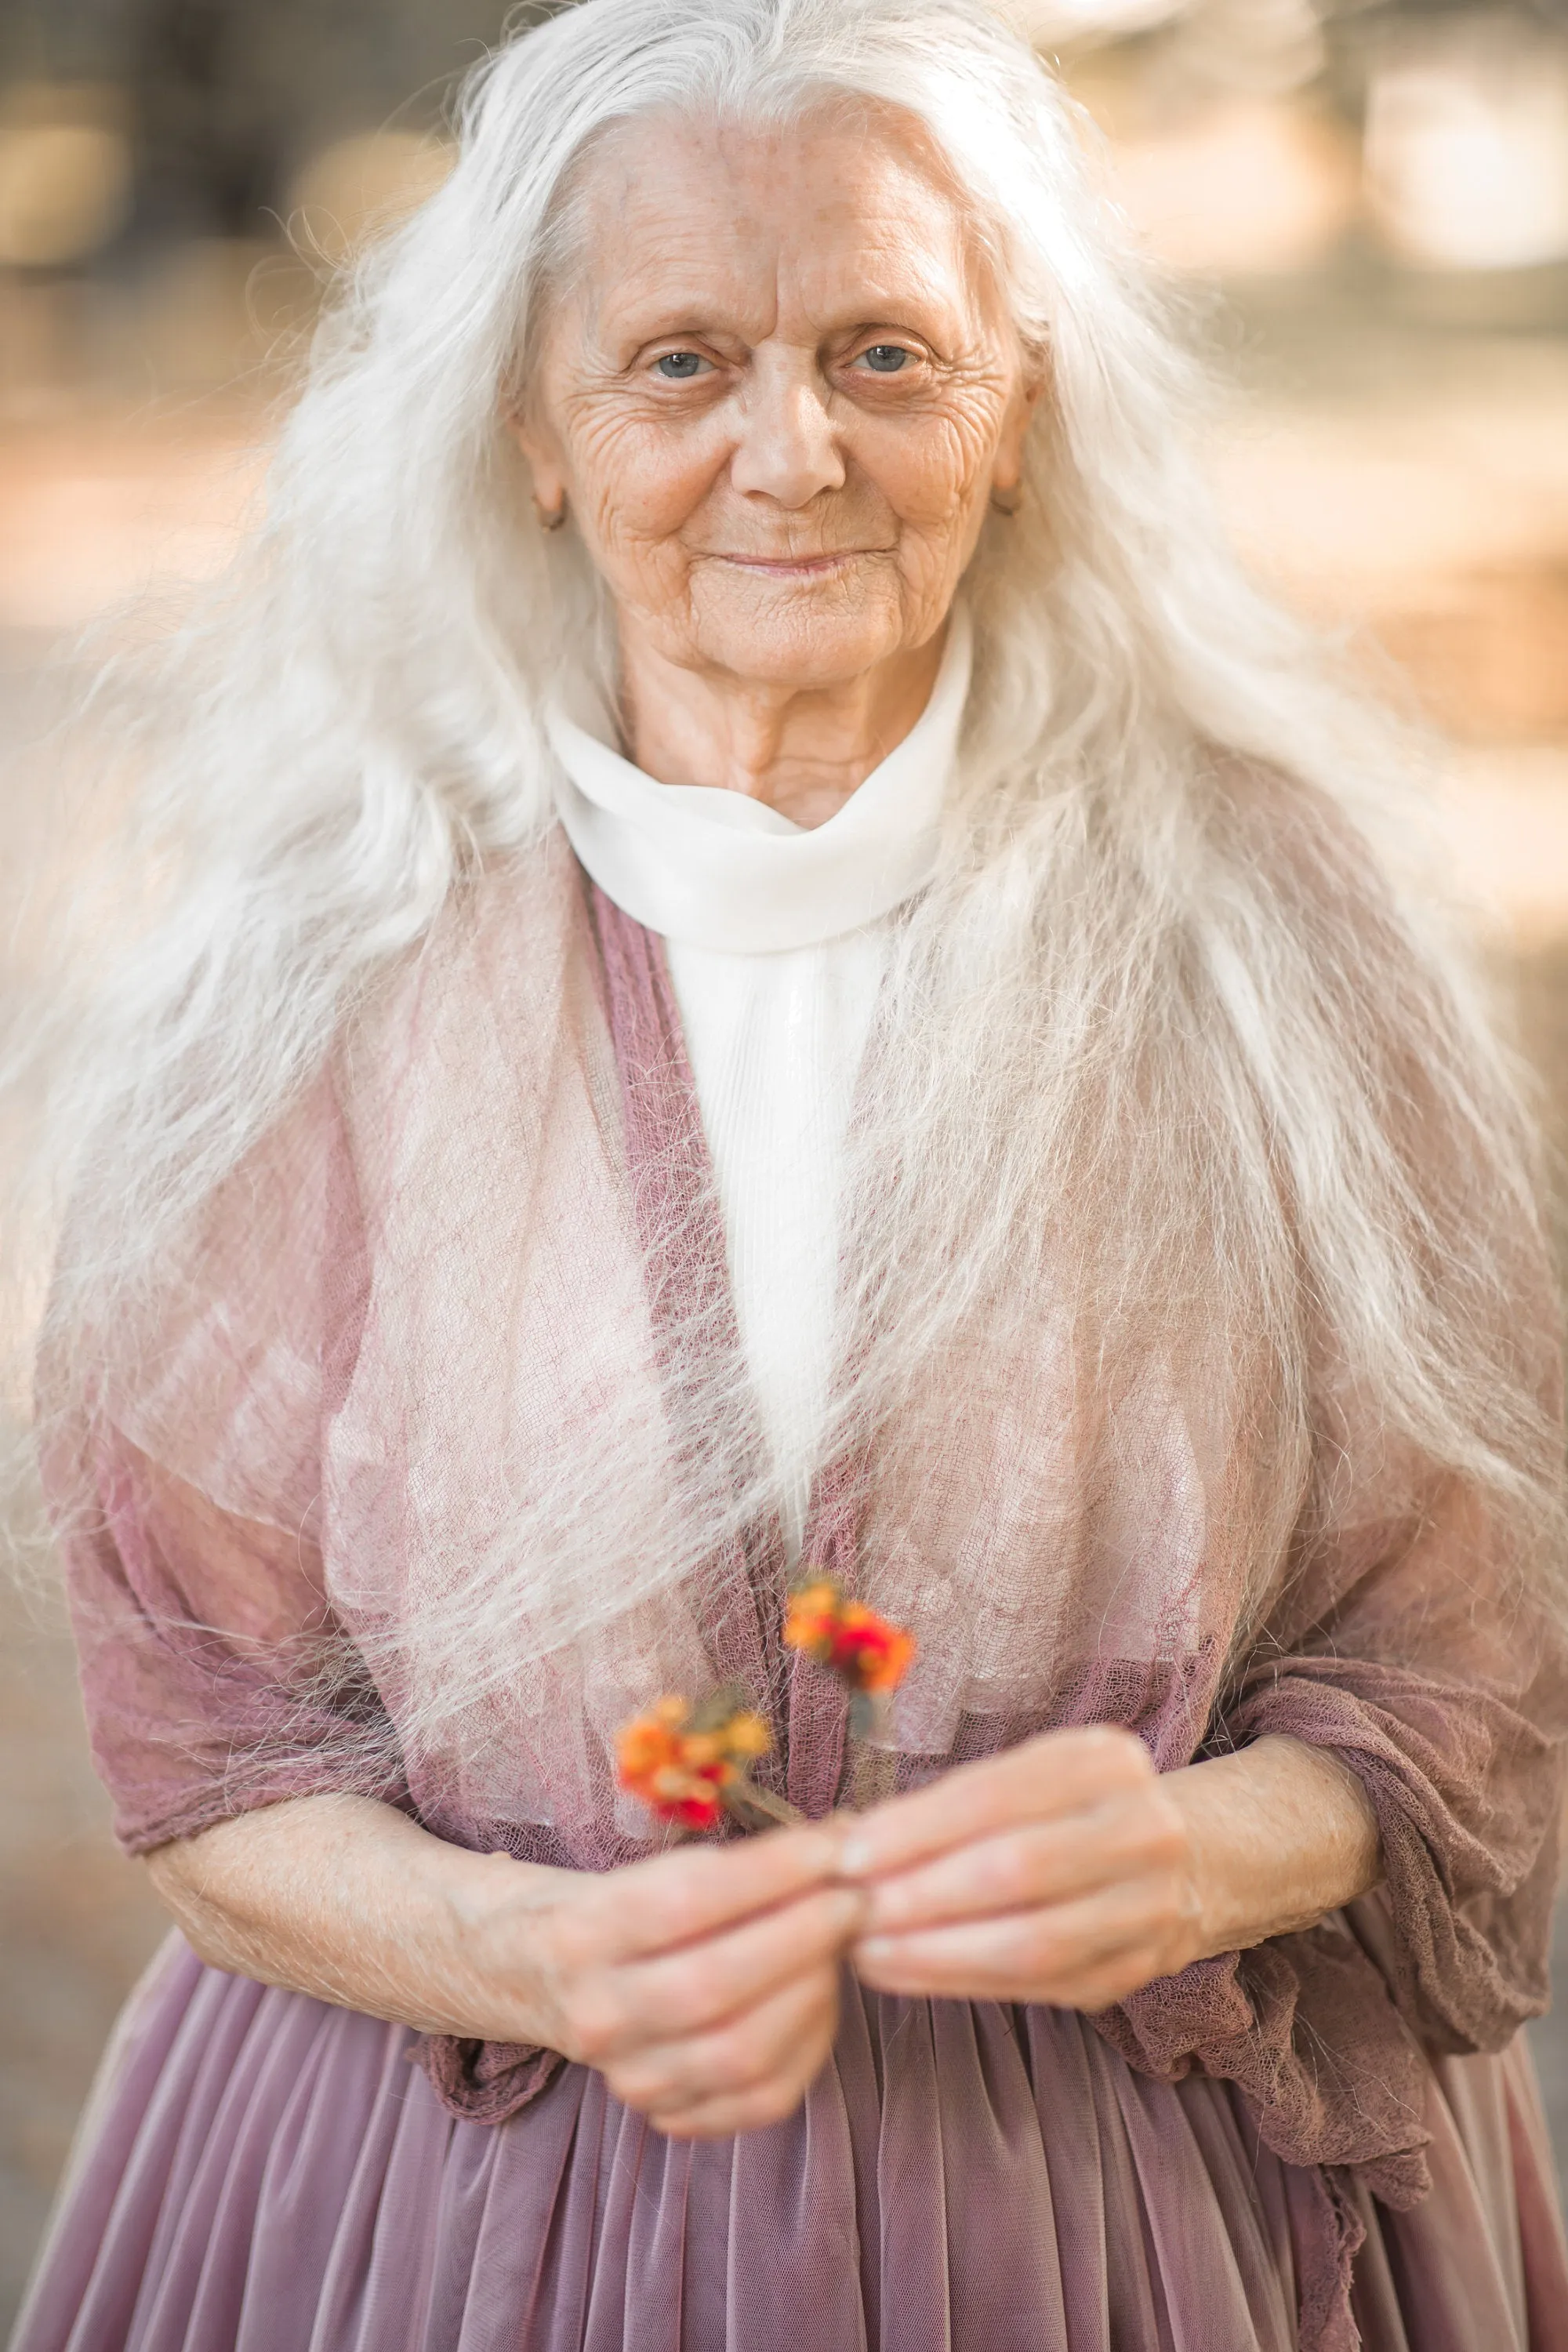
[838,1726,1203,2009]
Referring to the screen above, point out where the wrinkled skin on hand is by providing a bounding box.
[839,1726,1380,2012]
[841,1728,1202,2009]
[474,1824,865,2139]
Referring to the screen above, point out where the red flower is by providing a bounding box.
[615,1695,776,1831]
[782,1577,916,1696]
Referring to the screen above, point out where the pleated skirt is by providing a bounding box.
[13,1934,1568,2352]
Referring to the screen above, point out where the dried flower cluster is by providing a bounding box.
[617,1585,916,1832]
[783,1577,916,1700]
[615,1691,786,1830]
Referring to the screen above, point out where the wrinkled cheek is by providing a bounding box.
[562,409,717,559]
[864,425,997,572]
[885,513,985,615]
[571,484,699,619]
[900,425,998,534]
[590,530,695,630]
[588,476,711,553]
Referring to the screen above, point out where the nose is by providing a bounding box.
[728,351,845,509]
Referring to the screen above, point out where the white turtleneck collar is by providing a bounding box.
[546,605,971,954]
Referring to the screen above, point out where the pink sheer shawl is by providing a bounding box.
[41,828,1568,2344]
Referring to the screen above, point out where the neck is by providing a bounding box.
[617,622,946,830]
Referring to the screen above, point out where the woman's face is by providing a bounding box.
[513,105,1037,691]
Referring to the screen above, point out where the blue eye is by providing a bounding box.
[655,351,706,379]
[861,344,908,372]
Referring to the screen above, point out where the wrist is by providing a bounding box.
[430,1846,581,2049]
[1163,1736,1382,1965]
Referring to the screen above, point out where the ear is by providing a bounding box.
[990,364,1044,497]
[503,408,569,517]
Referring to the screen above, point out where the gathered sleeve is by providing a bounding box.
[1229,1468,1568,2063]
[39,1065,405,1856]
[1102,1448,1568,2209]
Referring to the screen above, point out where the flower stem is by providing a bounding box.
[723,1775,804,1829]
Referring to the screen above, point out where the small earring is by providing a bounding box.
[989,484,1022,519]
[534,493,568,533]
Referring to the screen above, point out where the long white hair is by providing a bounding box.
[7,0,1563,1668]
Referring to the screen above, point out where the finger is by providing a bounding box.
[617,1886,863,2038]
[604,1962,837,2112]
[642,1988,841,2140]
[860,1790,1186,1934]
[866,1938,1175,2016]
[573,1823,847,1965]
[837,1730,1153,1882]
[568,1886,863,2061]
[852,1878,1181,2001]
[648,2070,825,2140]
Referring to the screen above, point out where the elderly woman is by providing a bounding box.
[12,2,1568,2347]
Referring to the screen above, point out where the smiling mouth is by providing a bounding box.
[715,550,881,577]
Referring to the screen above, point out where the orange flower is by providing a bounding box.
[615,1693,779,1831]
[782,1577,916,1696]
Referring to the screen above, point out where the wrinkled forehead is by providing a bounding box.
[534,93,1005,354]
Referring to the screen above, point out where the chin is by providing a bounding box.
[689,570,910,689]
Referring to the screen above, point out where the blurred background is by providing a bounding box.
[3,0,1568,2325]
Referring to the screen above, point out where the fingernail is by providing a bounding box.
[857,1936,894,1961]
[839,1838,873,1875]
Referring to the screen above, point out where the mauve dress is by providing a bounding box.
[14,795,1568,2352]
[17,1933,1568,2352]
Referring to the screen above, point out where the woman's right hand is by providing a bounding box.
[456,1822,863,2139]
[151,1795,859,2141]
